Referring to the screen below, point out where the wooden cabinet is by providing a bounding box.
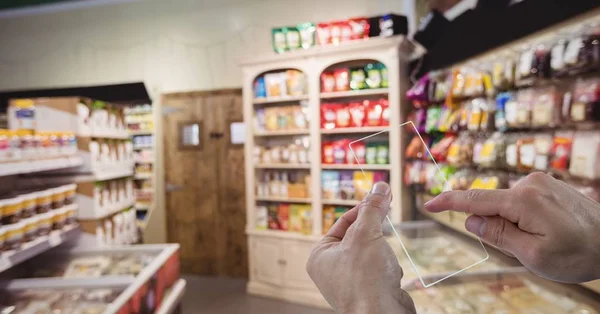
[282,240,316,290]
[251,237,283,286]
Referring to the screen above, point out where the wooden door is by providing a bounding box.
[163,89,247,277]
[251,237,284,286]
[282,240,316,290]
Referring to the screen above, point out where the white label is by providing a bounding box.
[520,144,535,167]
[506,144,518,167]
[230,122,246,144]
[505,100,518,125]
[518,50,534,76]
[534,155,548,170]
[551,43,566,70]
[564,37,583,65]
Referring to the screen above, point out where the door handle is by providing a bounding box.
[209,132,224,139]
[166,183,184,192]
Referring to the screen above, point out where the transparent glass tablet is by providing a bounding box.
[349,121,489,288]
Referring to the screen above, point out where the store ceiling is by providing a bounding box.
[0,0,78,11]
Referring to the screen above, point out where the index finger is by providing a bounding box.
[320,204,360,243]
[424,189,519,223]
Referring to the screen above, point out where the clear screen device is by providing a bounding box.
[349,121,489,287]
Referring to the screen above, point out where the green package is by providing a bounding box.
[379,64,389,88]
[366,143,378,165]
[376,143,389,164]
[365,63,382,89]
[285,27,301,51]
[350,68,367,90]
[298,23,316,49]
[426,107,442,133]
[272,28,287,53]
[334,207,346,222]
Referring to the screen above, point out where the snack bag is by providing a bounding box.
[350,68,367,90]
[254,77,266,98]
[339,20,352,42]
[289,205,302,232]
[380,99,390,126]
[256,206,268,230]
[316,23,332,45]
[285,27,301,51]
[365,101,383,126]
[332,139,348,164]
[272,28,287,53]
[267,205,280,230]
[321,72,336,93]
[366,142,378,164]
[365,63,382,89]
[322,142,334,164]
[380,64,389,88]
[334,68,350,91]
[348,141,366,164]
[264,72,287,98]
[550,132,573,171]
[322,206,335,234]
[349,17,370,40]
[376,143,389,164]
[278,204,290,231]
[354,171,374,200]
[301,206,313,235]
[298,23,316,49]
[330,21,342,45]
[286,70,306,96]
[373,171,389,184]
[335,105,351,128]
[349,102,366,127]
[322,171,340,199]
[334,207,347,222]
[340,171,355,200]
[321,103,338,129]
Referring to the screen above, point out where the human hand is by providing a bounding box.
[306,182,415,314]
[424,172,600,284]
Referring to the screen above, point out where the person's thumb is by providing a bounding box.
[354,182,392,237]
[465,215,530,257]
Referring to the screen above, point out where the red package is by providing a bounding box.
[336,105,351,128]
[373,171,389,184]
[349,102,366,127]
[317,23,331,45]
[321,103,339,129]
[332,140,348,164]
[322,142,334,164]
[330,22,342,45]
[380,99,390,126]
[348,141,365,164]
[278,204,289,231]
[321,72,336,93]
[430,135,456,162]
[334,68,350,92]
[365,100,383,126]
[550,136,573,170]
[339,20,352,43]
[349,17,370,40]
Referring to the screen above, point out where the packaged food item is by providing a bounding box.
[338,20,353,43]
[300,206,312,235]
[365,63,382,89]
[321,103,338,130]
[0,130,8,162]
[354,171,373,200]
[570,131,600,179]
[517,136,536,172]
[376,143,389,165]
[4,222,24,250]
[286,70,306,96]
[264,72,287,98]
[335,105,351,128]
[321,72,336,93]
[551,37,568,76]
[330,22,342,45]
[51,208,67,230]
[479,98,495,131]
[316,23,332,45]
[495,93,510,132]
[373,171,389,185]
[332,140,347,164]
[472,135,485,165]
[322,171,340,200]
[66,206,77,225]
[550,131,574,172]
[425,106,442,133]
[289,205,302,232]
[366,142,378,165]
[267,205,280,230]
[570,78,600,122]
[479,132,507,168]
[285,27,301,51]
[349,17,370,40]
[277,204,290,231]
[339,171,355,200]
[51,187,66,210]
[11,99,35,130]
[36,189,53,214]
[3,197,22,225]
[6,130,21,160]
[20,192,37,219]
[334,68,350,92]
[38,211,53,236]
[407,73,431,103]
[469,174,503,190]
[322,142,334,164]
[379,64,389,88]
[22,217,38,242]
[466,98,482,131]
[380,99,390,126]
[272,28,287,53]
[348,102,366,127]
[430,135,456,163]
[322,206,335,234]
[405,135,428,160]
[429,165,455,195]
[534,133,553,171]
[504,134,519,170]
[350,68,367,90]
[0,228,5,252]
[532,87,562,127]
[447,133,474,167]
[349,140,366,164]
[365,101,384,126]
[298,23,316,49]
[450,69,466,99]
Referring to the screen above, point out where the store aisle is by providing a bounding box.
[181,275,334,314]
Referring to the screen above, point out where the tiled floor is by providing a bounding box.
[181,275,334,314]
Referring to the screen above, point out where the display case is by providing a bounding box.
[0,244,182,314]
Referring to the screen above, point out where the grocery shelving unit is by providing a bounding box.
[242,36,415,308]
[401,9,600,297]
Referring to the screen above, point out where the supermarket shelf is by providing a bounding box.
[254,130,309,137]
[321,126,389,134]
[321,164,391,170]
[320,88,389,99]
[256,196,311,203]
[129,130,154,136]
[133,144,153,150]
[156,279,187,314]
[0,225,79,273]
[90,130,130,139]
[255,163,311,169]
[253,95,308,105]
[135,188,154,194]
[322,199,361,206]
[0,156,83,177]
[78,200,136,220]
[134,173,152,180]
[246,229,322,242]
[135,160,154,164]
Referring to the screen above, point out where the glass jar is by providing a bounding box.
[64,184,77,205]
[17,130,36,159]
[36,189,53,214]
[2,197,22,225]
[51,187,66,210]
[4,222,24,250]
[21,192,37,218]
[6,130,21,160]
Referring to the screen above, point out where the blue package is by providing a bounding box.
[254,77,267,99]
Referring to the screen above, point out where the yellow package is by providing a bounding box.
[354,171,374,200]
[322,206,335,234]
[300,206,312,235]
[289,205,302,232]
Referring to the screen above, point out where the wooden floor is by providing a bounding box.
[181,275,333,314]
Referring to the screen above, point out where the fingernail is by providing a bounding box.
[466,215,487,237]
[370,182,391,196]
